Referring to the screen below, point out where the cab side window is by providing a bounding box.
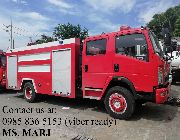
[86,39,107,56]
[116,34,148,61]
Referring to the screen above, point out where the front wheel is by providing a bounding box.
[23,82,37,103]
[104,86,135,119]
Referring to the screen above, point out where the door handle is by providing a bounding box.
[85,65,88,72]
[114,64,119,72]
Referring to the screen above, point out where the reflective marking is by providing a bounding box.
[84,96,100,100]
[18,52,50,62]
[18,65,50,72]
[84,88,103,92]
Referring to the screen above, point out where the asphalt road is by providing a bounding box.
[0,84,180,140]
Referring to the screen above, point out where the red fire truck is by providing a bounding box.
[6,26,171,119]
[0,50,6,89]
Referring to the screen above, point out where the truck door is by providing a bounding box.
[82,36,112,98]
[52,49,71,96]
[7,55,17,89]
[114,33,153,92]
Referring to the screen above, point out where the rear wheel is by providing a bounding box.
[23,82,37,103]
[104,86,135,119]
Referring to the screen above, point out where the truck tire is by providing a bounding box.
[104,86,135,119]
[23,82,37,103]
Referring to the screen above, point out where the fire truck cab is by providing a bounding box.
[6,26,171,119]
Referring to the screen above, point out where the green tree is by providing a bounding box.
[173,16,180,37]
[35,34,56,44]
[147,5,180,38]
[27,34,56,46]
[147,14,164,38]
[53,22,89,42]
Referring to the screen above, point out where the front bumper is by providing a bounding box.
[155,84,170,104]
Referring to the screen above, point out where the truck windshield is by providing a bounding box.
[115,33,148,61]
[149,31,164,58]
[0,55,6,66]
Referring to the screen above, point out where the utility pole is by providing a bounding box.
[10,18,13,49]
[3,18,14,49]
[13,39,14,49]
[2,19,41,49]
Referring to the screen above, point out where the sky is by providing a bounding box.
[0,0,179,51]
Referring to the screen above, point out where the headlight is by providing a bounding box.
[158,67,163,85]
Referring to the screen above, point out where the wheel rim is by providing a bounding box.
[109,93,127,114]
[25,87,32,99]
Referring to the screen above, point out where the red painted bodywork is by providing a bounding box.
[6,39,80,98]
[155,85,170,104]
[0,52,6,88]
